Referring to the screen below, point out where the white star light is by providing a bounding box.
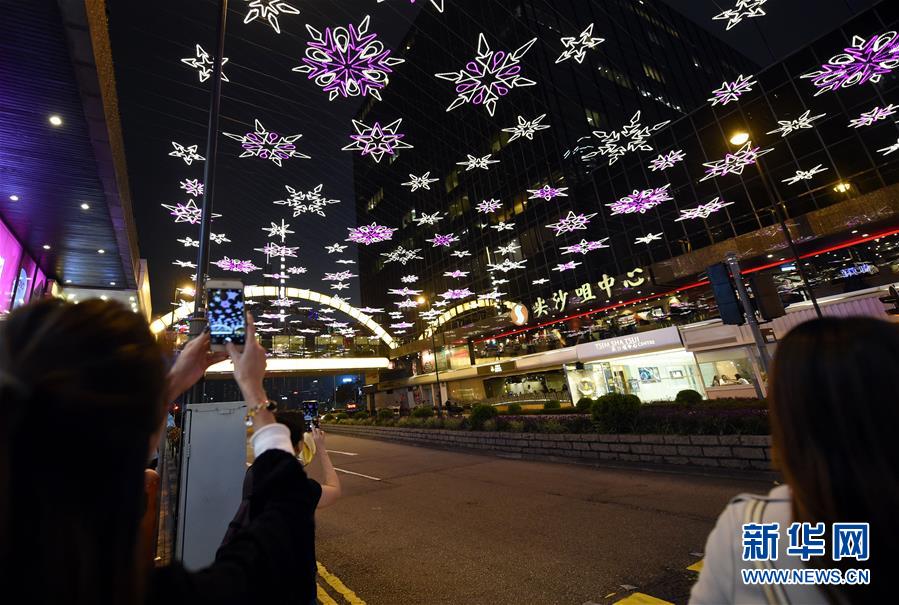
[396,299,419,308]
[254,243,298,259]
[402,172,439,191]
[432,300,450,308]
[181,44,229,83]
[440,288,474,300]
[177,237,199,248]
[444,270,469,278]
[263,273,291,280]
[766,110,827,137]
[674,197,735,221]
[242,0,299,34]
[713,0,767,31]
[210,233,230,244]
[330,282,350,291]
[161,199,220,225]
[487,258,527,273]
[532,278,549,285]
[274,184,340,217]
[269,297,297,308]
[491,221,515,232]
[478,290,506,301]
[561,238,609,255]
[388,287,422,296]
[451,250,472,258]
[223,119,310,167]
[335,259,355,265]
[457,154,499,171]
[494,242,520,255]
[708,74,756,106]
[648,149,686,171]
[381,246,423,265]
[262,219,294,241]
[476,198,502,213]
[169,141,205,165]
[287,266,307,274]
[324,271,357,281]
[701,141,772,181]
[546,211,597,236]
[527,185,569,201]
[635,233,663,245]
[584,111,670,165]
[781,164,829,185]
[491,278,510,285]
[325,243,348,254]
[358,306,384,314]
[413,211,445,226]
[878,138,899,156]
[435,33,537,116]
[342,118,413,163]
[179,179,204,197]
[555,23,604,64]
[173,260,197,268]
[400,275,418,283]
[502,114,551,142]
[849,104,899,128]
[390,321,414,330]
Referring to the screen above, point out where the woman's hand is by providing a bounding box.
[311,427,327,452]
[166,332,229,402]
[226,313,272,426]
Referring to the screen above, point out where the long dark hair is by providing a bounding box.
[769,317,899,603]
[0,299,167,604]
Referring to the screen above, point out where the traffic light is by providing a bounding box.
[880,286,899,315]
[749,272,786,320]
[707,263,744,325]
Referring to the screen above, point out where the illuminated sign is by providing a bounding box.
[530,267,647,318]
[838,264,874,278]
[574,326,683,361]
[510,303,528,325]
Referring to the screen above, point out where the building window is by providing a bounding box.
[585,108,603,126]
[367,187,384,211]
[445,169,460,193]
[643,63,665,83]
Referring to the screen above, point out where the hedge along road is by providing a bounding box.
[305,433,769,605]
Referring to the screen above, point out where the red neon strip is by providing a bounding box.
[474,226,899,343]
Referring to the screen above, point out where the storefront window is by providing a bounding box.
[567,349,704,402]
[695,347,757,388]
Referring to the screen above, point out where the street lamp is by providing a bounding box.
[417,295,443,417]
[169,284,196,332]
[729,131,750,146]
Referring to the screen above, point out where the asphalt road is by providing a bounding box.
[306,434,771,605]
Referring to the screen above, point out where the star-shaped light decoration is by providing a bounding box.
[263,273,291,280]
[476,198,502,213]
[161,199,221,225]
[553,261,581,272]
[419,309,441,320]
[502,114,550,142]
[262,219,294,241]
[274,184,340,217]
[388,311,404,318]
[258,312,288,321]
[179,178,204,197]
[555,23,604,64]
[293,15,404,101]
[432,300,450,308]
[674,197,735,221]
[396,299,419,308]
[330,282,350,291]
[451,250,472,258]
[426,233,458,247]
[413,211,445,226]
[342,118,412,163]
[802,31,899,96]
[491,221,515,232]
[712,0,767,31]
[444,270,469,278]
[242,0,299,34]
[478,290,506,301]
[358,306,385,314]
[494,242,520,255]
[457,154,499,171]
[878,138,899,156]
[381,245,423,265]
[400,275,418,283]
[700,141,772,181]
[335,259,355,265]
[607,184,673,216]
[781,164,829,185]
[210,233,230,244]
[287,266,308,274]
[583,111,670,165]
[325,243,348,254]
[546,211,597,236]
[213,257,261,273]
[492,278,510,285]
[173,260,197,268]
[169,142,205,165]
[440,288,474,300]
[766,110,827,137]
[648,149,686,172]
[708,74,757,106]
[324,270,357,281]
[181,44,229,83]
[388,287,422,296]
[223,119,310,167]
[532,278,549,285]
[177,236,199,248]
[390,321,414,329]
[269,297,297,308]
[487,258,527,273]
[435,33,537,116]
[347,223,396,245]
[254,242,298,259]
[561,238,609,255]
[527,184,568,201]
[402,172,439,191]
[849,104,899,128]
[635,232,663,245]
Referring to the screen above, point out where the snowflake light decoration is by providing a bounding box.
[325,243,348,254]
[802,31,899,96]
[435,33,537,116]
[561,238,609,255]
[444,270,469,278]
[675,197,735,221]
[347,223,396,245]
[400,275,418,283]
[491,278,509,285]
[495,242,520,255]
[177,236,199,248]
[555,23,604,64]
[269,297,297,308]
[324,270,357,281]
[292,15,404,101]
[335,259,355,265]
[476,199,502,213]
[342,119,412,163]
[396,299,419,309]
[330,282,349,291]
[635,233,663,245]
[478,290,505,301]
[491,222,515,232]
[213,257,260,273]
[402,172,438,191]
[173,260,196,268]
[262,219,294,241]
[584,111,670,165]
[607,184,673,216]
[388,311,404,318]
[451,250,472,258]
[287,266,307,274]
[440,288,473,300]
[162,199,221,225]
[553,261,581,272]
[701,142,772,181]
[528,184,568,201]
[169,142,205,165]
[263,273,291,280]
[427,233,458,247]
[274,184,340,217]
[766,110,827,137]
[781,164,829,185]
[254,243,298,259]
[242,0,299,34]
[381,246,422,265]
[358,306,384,314]
[532,278,549,285]
[878,138,899,156]
[457,154,499,171]
[708,74,756,106]
[713,0,767,31]
[648,149,686,172]
[502,114,550,142]
[546,211,597,236]
[413,212,444,226]
[390,321,414,330]
[181,44,229,83]
[223,119,310,167]
[487,258,527,273]
[432,300,449,308]
[849,104,899,128]
[388,287,422,296]
[179,179,204,197]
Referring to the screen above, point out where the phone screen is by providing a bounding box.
[207,288,246,345]
[302,401,319,433]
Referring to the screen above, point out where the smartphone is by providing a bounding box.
[205,279,246,352]
[302,400,319,433]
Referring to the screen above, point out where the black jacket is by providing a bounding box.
[148,450,322,605]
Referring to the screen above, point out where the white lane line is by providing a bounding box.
[328,450,359,456]
[334,467,381,481]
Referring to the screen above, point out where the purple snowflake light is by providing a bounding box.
[223,119,310,167]
[439,288,474,300]
[427,233,459,247]
[444,270,469,279]
[708,74,756,106]
[347,223,396,245]
[553,261,581,272]
[848,104,899,128]
[161,199,221,224]
[342,119,412,163]
[179,178,204,197]
[802,31,899,96]
[607,184,673,216]
[213,257,261,273]
[323,270,357,281]
[292,15,404,101]
[561,238,609,255]
[527,184,568,201]
[546,211,597,236]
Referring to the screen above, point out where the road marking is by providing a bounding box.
[613,593,674,605]
[328,450,359,456]
[317,584,340,605]
[317,561,367,605]
[687,558,704,572]
[334,467,381,481]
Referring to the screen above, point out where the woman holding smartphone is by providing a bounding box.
[0,298,328,605]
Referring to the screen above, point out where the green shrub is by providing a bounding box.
[353,410,370,420]
[335,412,349,420]
[443,418,464,430]
[576,397,594,412]
[591,393,641,433]
[506,402,523,414]
[482,419,497,431]
[675,389,703,406]
[539,420,567,433]
[424,417,443,429]
[377,408,395,421]
[506,419,525,433]
[397,417,424,428]
[411,405,434,418]
[322,413,335,422]
[543,399,561,411]
[469,404,498,429]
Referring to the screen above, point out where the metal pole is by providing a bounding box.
[725,252,770,399]
[429,301,443,417]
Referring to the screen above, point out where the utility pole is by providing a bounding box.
[725,252,770,400]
